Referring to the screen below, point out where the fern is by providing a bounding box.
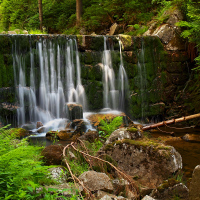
[98,116,123,138]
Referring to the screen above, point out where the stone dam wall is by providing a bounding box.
[0,35,190,126]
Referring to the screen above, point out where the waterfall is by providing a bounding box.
[118,40,129,112]
[13,36,87,127]
[12,35,130,129]
[102,36,129,111]
[137,38,147,120]
[102,36,117,109]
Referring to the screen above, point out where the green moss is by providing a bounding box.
[119,35,133,50]
[127,127,138,133]
[104,143,114,151]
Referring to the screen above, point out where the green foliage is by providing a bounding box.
[178,1,200,68]
[98,116,123,138]
[0,125,57,199]
[85,139,103,155]
[65,149,89,177]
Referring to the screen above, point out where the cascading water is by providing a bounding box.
[137,38,147,120]
[102,36,129,112]
[102,36,118,110]
[118,40,129,112]
[13,36,87,129]
[12,35,130,134]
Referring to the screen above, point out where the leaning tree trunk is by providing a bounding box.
[38,0,43,31]
[76,0,83,26]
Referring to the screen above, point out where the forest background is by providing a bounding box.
[0,0,199,66]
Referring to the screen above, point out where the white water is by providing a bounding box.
[118,40,129,111]
[102,36,117,109]
[13,36,130,133]
[13,37,87,129]
[102,37,129,112]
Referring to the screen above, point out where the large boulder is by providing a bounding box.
[143,8,185,51]
[189,165,200,200]
[78,171,113,192]
[102,138,182,188]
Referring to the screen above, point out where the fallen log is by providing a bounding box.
[142,113,200,131]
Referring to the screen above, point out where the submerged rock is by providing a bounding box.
[78,171,113,192]
[182,134,200,143]
[102,137,182,188]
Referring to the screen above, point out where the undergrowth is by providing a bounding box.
[0,125,72,199]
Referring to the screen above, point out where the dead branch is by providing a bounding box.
[63,142,94,199]
[142,113,200,131]
[70,143,140,197]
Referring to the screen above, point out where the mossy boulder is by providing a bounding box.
[102,137,182,188]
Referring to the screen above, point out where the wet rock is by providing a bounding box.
[109,23,120,35]
[78,129,99,142]
[105,127,141,145]
[78,171,113,192]
[57,130,74,140]
[36,121,43,128]
[102,138,182,188]
[150,179,189,200]
[48,167,67,184]
[182,134,200,143]
[41,145,64,165]
[189,165,200,200]
[66,103,83,120]
[71,119,88,134]
[37,126,45,133]
[21,123,35,131]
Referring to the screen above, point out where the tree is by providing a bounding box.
[76,0,83,26]
[38,0,43,30]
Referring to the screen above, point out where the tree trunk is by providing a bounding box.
[76,0,83,26]
[142,113,200,131]
[38,0,43,31]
